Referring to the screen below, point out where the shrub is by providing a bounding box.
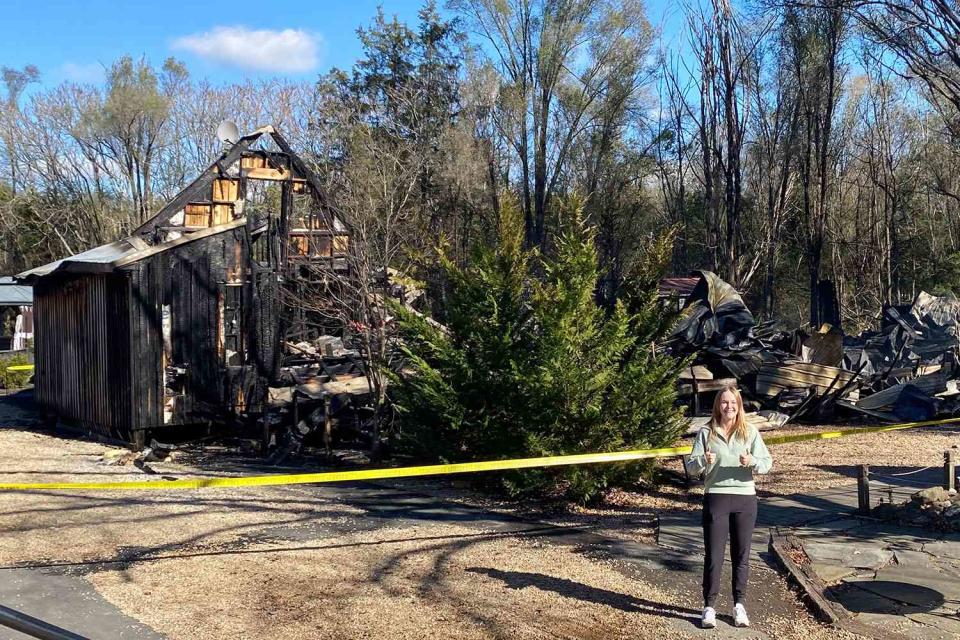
[0,352,32,389]
[390,202,688,503]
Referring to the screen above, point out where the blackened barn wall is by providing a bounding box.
[33,273,133,441]
[126,228,252,431]
[34,227,281,445]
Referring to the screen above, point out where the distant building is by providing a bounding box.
[658,276,699,310]
[0,277,33,351]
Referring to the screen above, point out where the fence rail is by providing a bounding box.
[859,449,959,514]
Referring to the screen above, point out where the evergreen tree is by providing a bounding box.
[391,200,687,502]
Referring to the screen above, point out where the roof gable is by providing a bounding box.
[17,126,343,283]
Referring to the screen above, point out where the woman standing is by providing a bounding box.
[685,384,772,629]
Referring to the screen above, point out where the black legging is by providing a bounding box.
[702,493,758,607]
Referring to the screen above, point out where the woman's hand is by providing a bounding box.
[705,451,716,465]
[740,453,753,467]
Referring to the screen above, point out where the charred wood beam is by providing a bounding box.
[268,130,340,227]
[243,150,292,167]
[134,133,261,239]
[280,181,292,269]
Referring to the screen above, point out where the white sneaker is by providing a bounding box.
[701,606,717,629]
[734,603,750,627]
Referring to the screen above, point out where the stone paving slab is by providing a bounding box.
[906,611,960,637]
[921,539,960,560]
[792,519,960,637]
[809,562,857,584]
[851,611,948,640]
[803,541,894,570]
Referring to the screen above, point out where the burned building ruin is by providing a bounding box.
[16,126,347,447]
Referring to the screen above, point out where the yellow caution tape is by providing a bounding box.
[4,364,33,372]
[0,445,694,491]
[761,416,960,446]
[0,416,955,492]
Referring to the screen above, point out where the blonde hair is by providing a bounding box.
[710,384,748,442]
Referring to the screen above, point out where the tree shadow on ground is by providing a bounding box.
[813,463,942,491]
[466,567,701,623]
[825,580,945,615]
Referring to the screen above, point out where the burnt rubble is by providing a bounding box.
[663,271,960,428]
[262,334,374,463]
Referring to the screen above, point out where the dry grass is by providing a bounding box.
[88,527,687,640]
[755,424,960,496]
[3,419,948,639]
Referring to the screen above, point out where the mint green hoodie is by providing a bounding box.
[685,425,772,495]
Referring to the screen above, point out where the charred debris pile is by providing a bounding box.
[664,271,960,433]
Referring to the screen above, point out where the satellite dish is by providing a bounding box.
[216,120,240,146]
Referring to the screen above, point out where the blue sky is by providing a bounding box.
[2,0,426,87]
[2,0,682,89]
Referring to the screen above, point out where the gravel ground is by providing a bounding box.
[598,421,960,518]
[3,417,954,639]
[88,525,688,640]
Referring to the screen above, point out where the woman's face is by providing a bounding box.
[719,391,739,422]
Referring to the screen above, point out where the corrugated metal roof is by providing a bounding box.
[16,239,139,280]
[0,276,33,305]
[15,219,247,283]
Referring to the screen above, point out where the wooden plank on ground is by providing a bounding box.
[684,412,786,435]
[677,378,737,396]
[678,365,714,381]
[297,375,372,400]
[756,362,855,397]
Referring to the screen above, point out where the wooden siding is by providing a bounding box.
[33,226,283,443]
[128,258,165,432]
[34,273,133,442]
[171,253,224,417]
[755,362,856,397]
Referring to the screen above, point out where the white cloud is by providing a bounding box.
[60,62,105,85]
[172,26,320,73]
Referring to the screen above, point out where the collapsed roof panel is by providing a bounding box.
[16,221,247,283]
[668,270,756,349]
[17,239,142,280]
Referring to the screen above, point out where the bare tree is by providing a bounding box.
[853,0,960,137]
[0,65,40,195]
[682,0,770,285]
[786,0,849,326]
[83,56,174,223]
[452,0,653,248]
[749,26,801,316]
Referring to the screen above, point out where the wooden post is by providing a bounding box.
[292,390,300,431]
[691,368,700,416]
[858,465,871,515]
[323,396,332,456]
[945,450,957,492]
